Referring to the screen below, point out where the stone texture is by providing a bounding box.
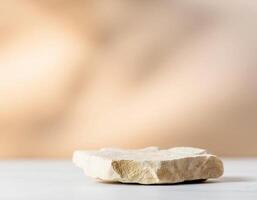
[73,147,224,184]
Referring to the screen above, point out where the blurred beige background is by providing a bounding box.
[0,0,257,158]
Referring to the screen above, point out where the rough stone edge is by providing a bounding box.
[110,155,223,184]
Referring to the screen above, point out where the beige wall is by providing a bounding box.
[0,0,257,158]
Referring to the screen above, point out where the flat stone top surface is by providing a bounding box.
[74,147,208,160]
[0,159,256,200]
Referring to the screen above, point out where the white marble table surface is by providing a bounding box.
[0,159,256,200]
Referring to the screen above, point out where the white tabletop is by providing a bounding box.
[0,159,256,200]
